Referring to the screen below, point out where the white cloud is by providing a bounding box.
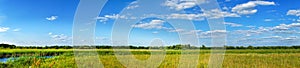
[264,19,273,22]
[261,36,297,41]
[48,32,53,35]
[12,28,21,32]
[271,23,300,30]
[272,24,290,30]
[96,14,126,23]
[224,22,243,27]
[203,9,240,19]
[0,27,9,32]
[262,36,282,39]
[48,32,71,42]
[164,0,198,10]
[198,30,227,38]
[130,1,138,4]
[287,9,300,16]
[222,7,229,10]
[202,30,227,34]
[126,1,139,9]
[46,16,58,21]
[167,9,239,20]
[132,19,165,29]
[104,14,126,19]
[95,16,109,23]
[246,25,256,28]
[232,23,300,39]
[167,29,185,32]
[181,30,202,35]
[167,13,205,20]
[283,36,297,40]
[232,1,275,15]
[126,5,139,9]
[237,23,300,32]
[97,9,239,23]
[152,31,159,34]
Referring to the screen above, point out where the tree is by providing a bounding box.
[201,45,207,49]
[0,43,16,49]
[247,45,254,49]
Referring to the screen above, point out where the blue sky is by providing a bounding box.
[0,0,300,46]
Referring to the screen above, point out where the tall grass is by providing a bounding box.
[1,49,300,68]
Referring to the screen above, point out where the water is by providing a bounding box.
[0,56,53,63]
[0,58,10,63]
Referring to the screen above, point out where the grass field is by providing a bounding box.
[0,49,300,68]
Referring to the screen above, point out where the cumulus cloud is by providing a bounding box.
[0,27,9,32]
[132,19,165,29]
[167,9,239,20]
[198,30,227,38]
[97,9,239,23]
[271,23,300,30]
[232,23,300,39]
[224,22,243,27]
[167,13,205,20]
[48,32,71,42]
[232,1,275,15]
[164,29,202,35]
[236,23,300,33]
[287,9,300,16]
[95,16,109,23]
[231,32,300,46]
[164,0,198,10]
[126,1,139,9]
[235,37,296,46]
[203,9,240,19]
[126,5,139,9]
[202,30,227,34]
[46,16,58,21]
[104,14,126,19]
[167,29,185,32]
[96,14,126,23]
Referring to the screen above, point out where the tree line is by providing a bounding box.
[1,43,300,49]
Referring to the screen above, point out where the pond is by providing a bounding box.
[0,56,53,63]
[0,58,10,63]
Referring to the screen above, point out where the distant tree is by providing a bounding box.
[292,46,300,49]
[247,45,254,49]
[0,43,16,49]
[225,46,235,49]
[174,44,182,49]
[236,46,246,49]
[201,45,207,49]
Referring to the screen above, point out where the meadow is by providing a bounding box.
[0,49,299,68]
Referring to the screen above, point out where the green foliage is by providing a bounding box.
[0,44,16,49]
[0,63,7,68]
[0,49,300,67]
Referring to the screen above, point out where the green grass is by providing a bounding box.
[1,49,300,68]
[1,49,300,54]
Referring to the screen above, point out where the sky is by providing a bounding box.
[0,0,300,46]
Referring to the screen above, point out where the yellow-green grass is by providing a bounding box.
[4,53,299,68]
[1,49,300,68]
[1,49,300,54]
